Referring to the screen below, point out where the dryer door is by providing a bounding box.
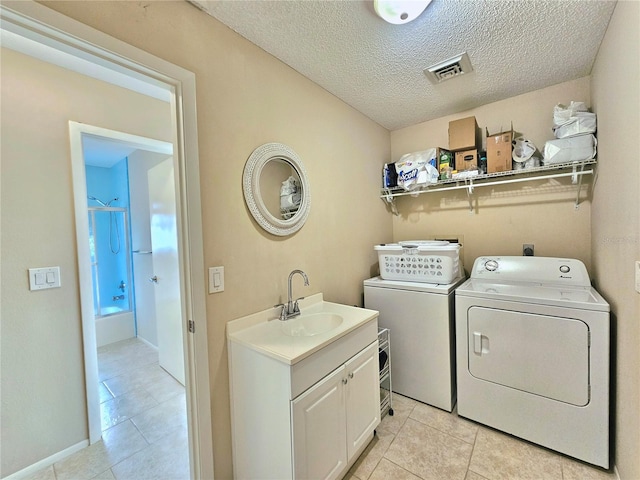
[468,307,590,406]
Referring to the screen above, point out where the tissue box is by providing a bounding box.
[543,134,597,165]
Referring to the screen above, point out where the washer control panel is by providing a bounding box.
[472,256,591,287]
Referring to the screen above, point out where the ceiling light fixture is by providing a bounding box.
[374,0,433,25]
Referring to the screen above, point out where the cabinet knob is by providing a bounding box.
[348,372,354,379]
[342,378,348,385]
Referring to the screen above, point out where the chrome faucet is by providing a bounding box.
[276,269,309,321]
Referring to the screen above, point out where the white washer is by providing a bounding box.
[364,276,466,412]
[455,256,610,468]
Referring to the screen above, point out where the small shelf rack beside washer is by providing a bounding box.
[378,327,393,418]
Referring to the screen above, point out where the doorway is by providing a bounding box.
[70,123,188,439]
[1,2,213,478]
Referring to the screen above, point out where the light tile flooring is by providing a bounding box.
[346,394,617,480]
[25,340,617,480]
[25,338,189,480]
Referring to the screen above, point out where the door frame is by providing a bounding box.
[0,2,214,478]
[69,122,180,431]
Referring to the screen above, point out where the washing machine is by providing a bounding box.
[455,256,610,468]
[364,276,466,411]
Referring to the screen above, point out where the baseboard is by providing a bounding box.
[614,464,621,480]
[136,335,159,351]
[2,439,88,480]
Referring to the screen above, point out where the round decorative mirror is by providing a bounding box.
[243,143,311,236]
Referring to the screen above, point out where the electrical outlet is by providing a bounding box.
[523,244,534,256]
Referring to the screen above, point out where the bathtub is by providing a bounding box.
[95,308,135,347]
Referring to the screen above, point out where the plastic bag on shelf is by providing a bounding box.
[395,148,438,191]
[543,134,597,165]
[553,102,596,138]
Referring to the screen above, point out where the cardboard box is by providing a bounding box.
[449,116,481,151]
[486,127,513,173]
[455,149,478,171]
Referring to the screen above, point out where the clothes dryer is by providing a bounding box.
[455,256,610,468]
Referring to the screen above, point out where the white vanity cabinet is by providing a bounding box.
[292,341,380,479]
[227,295,380,480]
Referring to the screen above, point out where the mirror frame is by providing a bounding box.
[243,143,311,236]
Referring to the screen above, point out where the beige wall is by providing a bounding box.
[390,77,592,272]
[0,48,173,476]
[6,1,392,478]
[590,1,640,479]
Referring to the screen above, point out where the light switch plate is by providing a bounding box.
[29,266,61,290]
[209,266,224,294]
[635,261,640,294]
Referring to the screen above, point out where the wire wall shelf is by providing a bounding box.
[380,159,596,214]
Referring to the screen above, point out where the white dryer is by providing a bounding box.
[455,256,610,468]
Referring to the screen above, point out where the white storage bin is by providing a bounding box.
[375,241,460,284]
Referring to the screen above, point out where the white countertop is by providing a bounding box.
[227,293,379,365]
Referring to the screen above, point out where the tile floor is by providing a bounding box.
[24,338,189,480]
[24,340,617,480]
[346,394,617,480]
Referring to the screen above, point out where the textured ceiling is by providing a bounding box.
[191,0,616,131]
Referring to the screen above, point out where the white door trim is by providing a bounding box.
[1,2,214,478]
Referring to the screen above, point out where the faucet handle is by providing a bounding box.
[274,303,288,321]
[293,296,305,313]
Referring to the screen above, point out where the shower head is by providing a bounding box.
[88,196,119,206]
[88,195,107,206]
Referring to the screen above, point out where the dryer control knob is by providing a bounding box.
[560,265,571,274]
[485,260,499,272]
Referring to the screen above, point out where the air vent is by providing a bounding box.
[424,52,473,84]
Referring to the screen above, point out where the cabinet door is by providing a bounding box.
[292,365,347,480]
[345,341,380,459]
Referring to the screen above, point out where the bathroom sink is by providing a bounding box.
[281,313,344,337]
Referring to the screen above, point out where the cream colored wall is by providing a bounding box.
[30,2,392,478]
[590,1,640,478]
[390,77,593,272]
[0,48,173,476]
